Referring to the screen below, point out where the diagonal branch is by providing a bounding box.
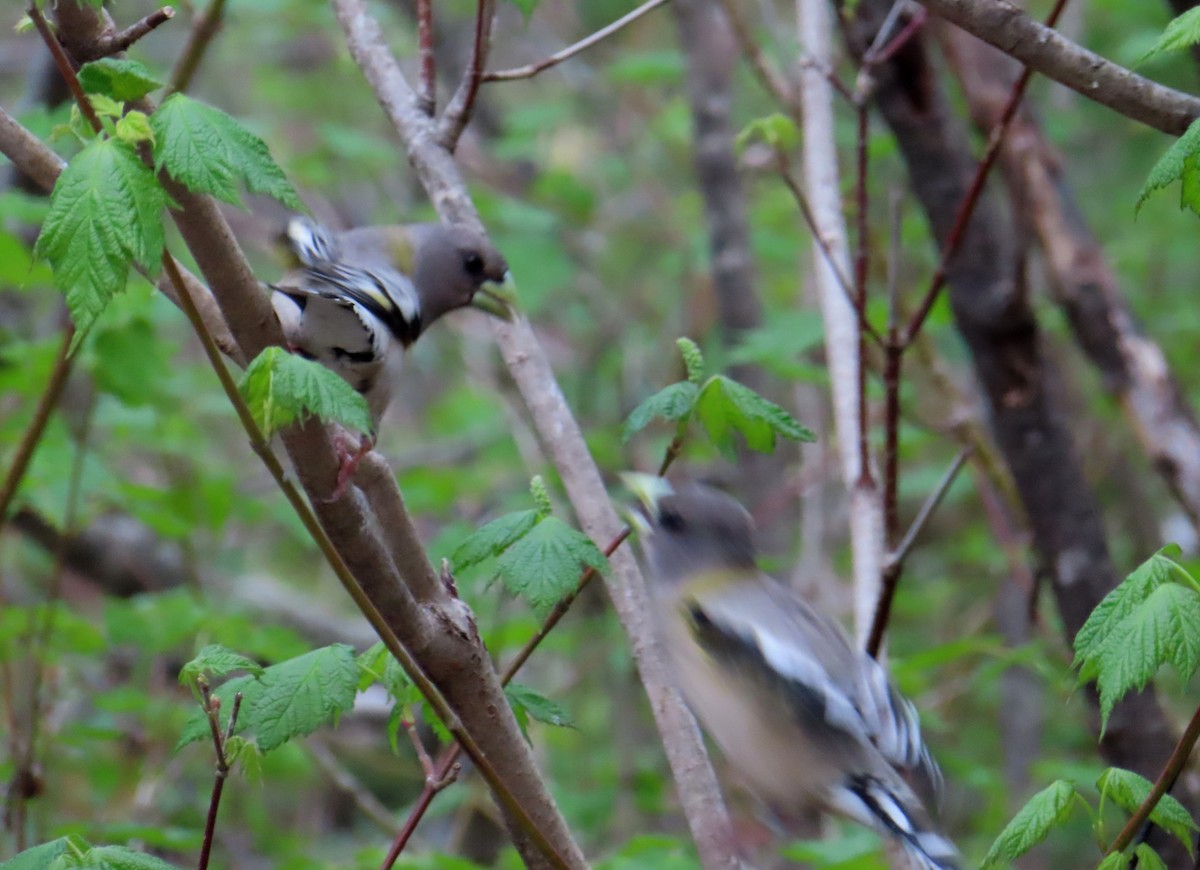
[331,2,739,867]
[483,0,672,82]
[911,0,1200,135]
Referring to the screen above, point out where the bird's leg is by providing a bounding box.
[323,427,375,502]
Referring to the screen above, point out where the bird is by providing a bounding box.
[624,474,959,870]
[270,216,516,495]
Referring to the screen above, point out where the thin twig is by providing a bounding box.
[197,685,242,870]
[714,0,795,111]
[306,740,397,833]
[903,0,1070,346]
[401,716,436,779]
[94,6,175,58]
[416,0,436,115]
[27,5,102,133]
[1107,702,1200,856]
[775,148,884,347]
[867,448,970,657]
[437,0,492,150]
[167,0,227,96]
[853,100,872,488]
[0,326,74,529]
[484,0,672,82]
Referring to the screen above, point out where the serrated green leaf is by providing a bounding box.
[0,837,77,870]
[622,381,698,443]
[496,517,608,614]
[243,644,358,752]
[115,111,154,147]
[1096,853,1130,870]
[224,735,263,781]
[178,644,264,686]
[356,642,390,691]
[1075,548,1181,668]
[78,58,164,101]
[1137,118,1200,217]
[72,846,182,870]
[1097,768,1198,851]
[150,94,302,209]
[1134,843,1169,870]
[982,780,1077,869]
[34,137,166,336]
[237,347,373,439]
[1093,583,1200,729]
[695,375,815,456]
[1138,8,1200,66]
[451,509,539,571]
[505,682,573,729]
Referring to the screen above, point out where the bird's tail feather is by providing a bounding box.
[830,777,960,870]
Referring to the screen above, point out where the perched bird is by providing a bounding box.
[271,216,515,420]
[270,217,516,494]
[624,475,959,870]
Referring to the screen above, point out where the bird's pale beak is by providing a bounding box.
[620,472,674,532]
[471,271,518,321]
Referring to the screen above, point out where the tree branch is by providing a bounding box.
[912,0,1200,135]
[483,0,672,82]
[798,0,884,644]
[331,2,739,866]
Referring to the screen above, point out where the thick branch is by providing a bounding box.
[843,3,1193,862]
[331,2,739,866]
[939,22,1200,533]
[912,0,1200,135]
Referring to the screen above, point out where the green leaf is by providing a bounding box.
[676,336,704,384]
[622,381,698,443]
[451,509,539,572]
[224,735,263,781]
[1096,853,1130,870]
[695,375,815,456]
[70,846,182,870]
[736,113,800,152]
[0,837,77,870]
[981,780,1078,869]
[1091,583,1200,728]
[177,645,358,752]
[150,93,302,209]
[505,682,574,729]
[1134,844,1170,870]
[178,644,264,686]
[1138,8,1200,65]
[496,517,608,614]
[78,58,164,101]
[1137,118,1200,217]
[1096,768,1198,851]
[35,137,166,336]
[115,111,155,147]
[530,475,553,517]
[1074,548,1180,668]
[237,347,373,439]
[242,644,359,752]
[356,643,415,703]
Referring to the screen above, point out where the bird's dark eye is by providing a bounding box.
[658,508,685,532]
[463,252,485,276]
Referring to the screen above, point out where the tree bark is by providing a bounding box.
[840,3,1190,864]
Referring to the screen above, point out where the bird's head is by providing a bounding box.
[622,474,758,586]
[410,224,517,326]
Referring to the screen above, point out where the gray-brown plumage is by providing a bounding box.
[271,217,515,423]
[626,475,959,870]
